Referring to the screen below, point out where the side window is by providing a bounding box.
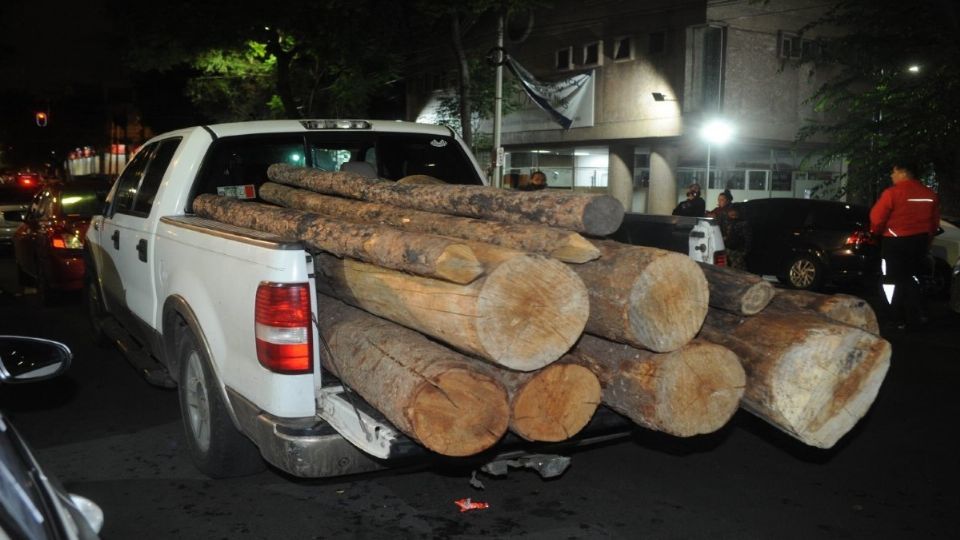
[111,144,156,215]
[27,192,45,220]
[133,138,182,216]
[39,191,56,219]
[194,135,305,199]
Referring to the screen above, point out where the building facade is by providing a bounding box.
[411,0,847,214]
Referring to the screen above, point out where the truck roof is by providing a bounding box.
[205,119,456,139]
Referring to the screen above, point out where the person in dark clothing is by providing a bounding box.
[672,183,706,217]
[869,161,941,331]
[707,189,733,231]
[519,170,548,191]
[722,205,751,270]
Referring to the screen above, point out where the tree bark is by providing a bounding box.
[699,308,891,448]
[259,182,600,263]
[267,163,625,235]
[566,335,745,437]
[491,363,601,442]
[193,194,483,284]
[313,252,589,371]
[697,262,776,315]
[569,241,709,352]
[768,289,880,334]
[315,296,509,457]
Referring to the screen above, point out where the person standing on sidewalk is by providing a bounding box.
[869,161,941,331]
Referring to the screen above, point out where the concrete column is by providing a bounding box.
[608,144,634,213]
[648,145,679,215]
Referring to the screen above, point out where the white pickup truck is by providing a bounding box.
[85,119,630,479]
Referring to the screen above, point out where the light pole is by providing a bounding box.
[700,119,734,190]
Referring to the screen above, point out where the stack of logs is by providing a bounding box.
[192,163,891,457]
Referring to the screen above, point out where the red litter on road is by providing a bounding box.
[454,498,490,513]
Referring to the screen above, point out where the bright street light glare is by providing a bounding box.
[908,64,920,73]
[700,119,735,145]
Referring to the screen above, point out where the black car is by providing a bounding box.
[736,198,881,290]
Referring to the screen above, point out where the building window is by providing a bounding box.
[634,153,649,187]
[778,31,802,60]
[748,170,768,190]
[648,31,667,55]
[724,170,745,190]
[686,24,726,113]
[772,170,792,191]
[612,36,633,62]
[556,47,573,70]
[581,41,603,67]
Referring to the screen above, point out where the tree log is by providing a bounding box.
[491,363,601,442]
[566,335,745,437]
[260,182,600,263]
[697,262,775,315]
[768,289,880,334]
[700,308,891,448]
[267,163,625,235]
[313,252,589,371]
[193,194,482,284]
[569,241,709,352]
[315,296,509,457]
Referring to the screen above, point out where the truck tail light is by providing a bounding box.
[255,282,313,374]
[713,251,727,266]
[50,231,84,250]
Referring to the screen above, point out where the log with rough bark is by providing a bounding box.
[569,241,709,353]
[193,194,483,284]
[259,182,600,263]
[768,289,880,334]
[267,163,625,236]
[491,363,601,442]
[699,308,891,448]
[566,335,745,437]
[697,262,776,315]
[313,252,589,371]
[314,296,509,457]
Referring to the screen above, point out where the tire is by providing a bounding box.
[784,254,823,290]
[84,274,110,347]
[177,329,265,478]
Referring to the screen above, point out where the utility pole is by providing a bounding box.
[492,11,505,189]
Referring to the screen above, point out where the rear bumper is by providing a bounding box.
[227,387,633,478]
[43,252,86,291]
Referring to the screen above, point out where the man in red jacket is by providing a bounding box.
[870,161,941,331]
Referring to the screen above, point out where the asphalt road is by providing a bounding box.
[0,248,958,539]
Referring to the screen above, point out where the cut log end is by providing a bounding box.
[477,256,590,371]
[739,281,776,315]
[655,342,746,436]
[629,254,709,352]
[408,369,509,456]
[549,234,602,264]
[434,244,484,284]
[773,333,892,448]
[510,363,601,442]
[582,196,626,236]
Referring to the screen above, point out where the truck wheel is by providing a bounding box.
[177,330,264,478]
[84,274,110,347]
[784,255,823,290]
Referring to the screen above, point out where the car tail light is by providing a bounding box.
[713,251,727,266]
[844,230,877,246]
[50,231,84,250]
[255,282,313,374]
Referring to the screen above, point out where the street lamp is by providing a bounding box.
[700,119,735,189]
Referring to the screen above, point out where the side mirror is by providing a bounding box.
[0,336,72,383]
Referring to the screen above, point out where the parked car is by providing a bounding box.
[0,335,104,539]
[923,217,960,297]
[12,179,110,304]
[0,183,43,245]
[736,198,881,290]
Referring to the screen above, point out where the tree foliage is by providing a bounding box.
[796,0,960,211]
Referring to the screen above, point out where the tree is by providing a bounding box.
[796,0,960,213]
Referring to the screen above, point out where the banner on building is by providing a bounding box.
[505,57,593,130]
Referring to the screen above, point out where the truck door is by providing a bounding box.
[98,138,181,333]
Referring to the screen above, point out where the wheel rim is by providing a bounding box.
[184,351,211,453]
[789,259,817,288]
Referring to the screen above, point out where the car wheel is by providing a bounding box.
[784,255,823,290]
[85,274,110,347]
[177,329,264,478]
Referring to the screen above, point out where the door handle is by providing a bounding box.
[111,230,120,249]
[136,239,148,262]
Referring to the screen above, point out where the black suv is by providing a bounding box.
[736,198,881,290]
